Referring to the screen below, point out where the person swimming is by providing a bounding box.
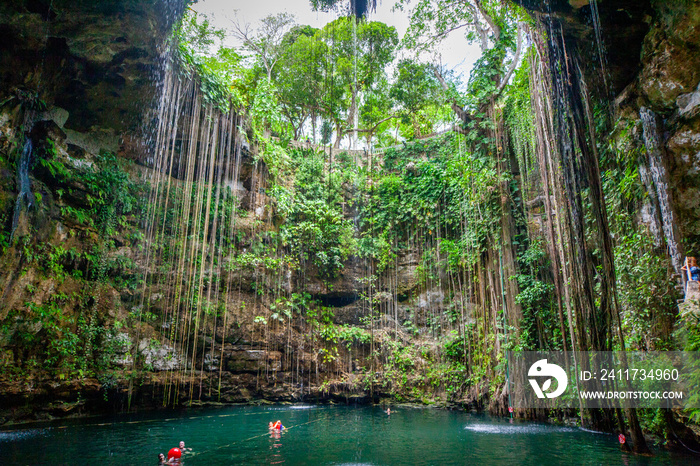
[178,441,192,453]
[158,453,175,464]
[270,420,284,430]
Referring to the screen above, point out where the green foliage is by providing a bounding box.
[0,292,110,379]
[276,26,325,137]
[250,78,285,140]
[320,323,371,347]
[274,148,356,278]
[600,114,680,351]
[176,8,225,56]
[389,60,449,139]
[359,134,503,270]
[283,196,356,278]
[513,240,561,350]
[615,232,678,350]
[82,152,141,237]
[175,9,246,111]
[677,318,700,423]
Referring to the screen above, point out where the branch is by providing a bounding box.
[433,68,474,123]
[473,0,500,42]
[432,22,474,40]
[463,2,489,51]
[344,114,398,134]
[525,194,546,208]
[453,123,473,135]
[493,22,525,100]
[231,20,273,77]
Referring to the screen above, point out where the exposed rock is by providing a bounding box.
[677,82,700,119]
[226,349,281,372]
[396,252,420,298]
[668,122,700,175]
[680,281,700,317]
[513,0,652,95]
[39,106,69,128]
[333,302,365,325]
[63,127,119,156]
[415,289,445,310]
[0,0,181,133]
[304,257,364,299]
[639,2,700,110]
[138,338,184,371]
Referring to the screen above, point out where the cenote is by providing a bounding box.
[0,405,693,464]
[3,0,700,461]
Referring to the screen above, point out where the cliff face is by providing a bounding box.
[2,0,700,427]
[0,0,182,132]
[515,0,700,257]
[0,1,414,423]
[637,1,700,253]
[0,0,188,422]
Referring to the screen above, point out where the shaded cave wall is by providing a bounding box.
[0,0,427,423]
[2,0,700,425]
[515,0,700,260]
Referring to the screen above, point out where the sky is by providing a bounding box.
[189,0,481,83]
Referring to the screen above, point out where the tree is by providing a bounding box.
[359,76,395,146]
[175,9,246,110]
[310,0,378,18]
[275,27,326,140]
[317,17,398,147]
[176,8,225,58]
[398,0,525,130]
[232,13,296,80]
[389,59,447,138]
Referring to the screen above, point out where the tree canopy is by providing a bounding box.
[175,0,529,148]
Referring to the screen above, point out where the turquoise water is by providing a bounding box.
[0,405,693,465]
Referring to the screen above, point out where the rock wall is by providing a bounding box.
[637,1,700,254]
[516,0,700,267]
[5,0,700,426]
[0,0,435,424]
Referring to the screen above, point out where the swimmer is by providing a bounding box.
[178,441,193,453]
[269,421,275,430]
[158,453,175,464]
[386,408,391,416]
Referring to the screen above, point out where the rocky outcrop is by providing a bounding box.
[513,0,652,95]
[638,2,700,111]
[632,1,700,252]
[517,0,700,261]
[0,0,182,133]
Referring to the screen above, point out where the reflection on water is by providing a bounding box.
[268,427,286,464]
[0,428,49,442]
[464,423,576,434]
[0,405,692,465]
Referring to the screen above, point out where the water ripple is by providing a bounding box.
[0,428,49,442]
[464,423,576,434]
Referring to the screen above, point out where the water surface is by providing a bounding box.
[0,405,692,465]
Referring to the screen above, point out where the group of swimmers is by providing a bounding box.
[158,441,192,464]
[156,409,393,463]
